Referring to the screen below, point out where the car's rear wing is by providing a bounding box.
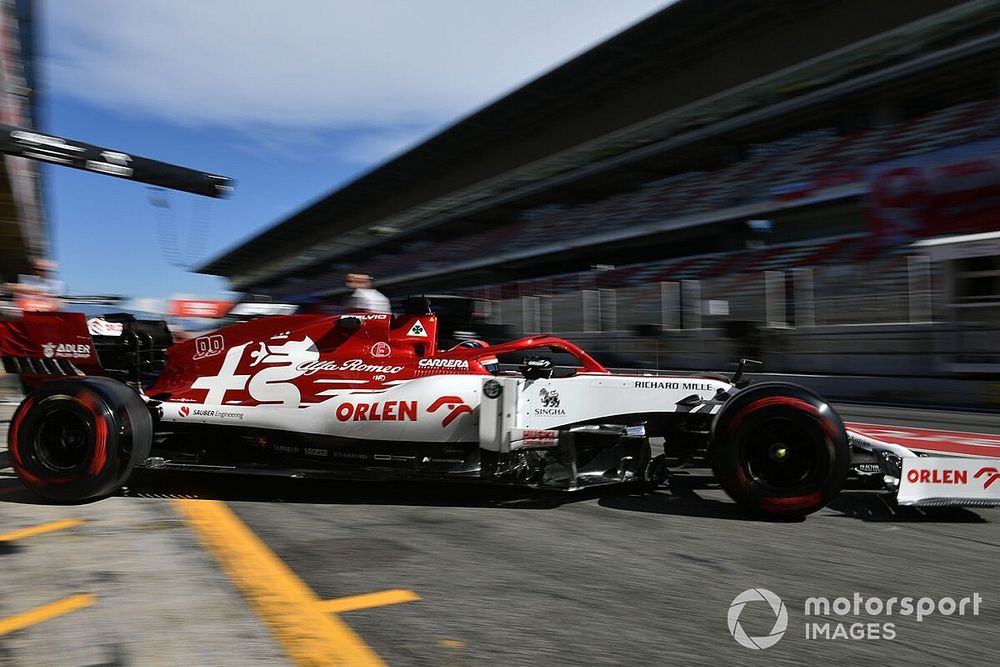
[0,311,172,389]
[0,311,101,377]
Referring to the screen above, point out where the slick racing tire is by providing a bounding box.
[8,377,152,502]
[709,382,848,518]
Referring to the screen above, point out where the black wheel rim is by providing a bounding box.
[743,417,822,493]
[34,407,92,473]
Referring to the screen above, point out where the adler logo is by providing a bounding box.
[42,342,92,359]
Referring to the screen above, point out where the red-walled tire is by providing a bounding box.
[709,382,849,518]
[8,377,152,502]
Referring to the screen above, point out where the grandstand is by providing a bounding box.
[200,0,1000,375]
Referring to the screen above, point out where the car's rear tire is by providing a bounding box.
[709,382,848,518]
[8,376,152,502]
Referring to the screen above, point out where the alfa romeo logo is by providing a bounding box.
[728,588,787,649]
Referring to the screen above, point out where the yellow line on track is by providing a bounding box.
[0,594,95,636]
[318,590,420,614]
[0,518,84,542]
[173,498,387,667]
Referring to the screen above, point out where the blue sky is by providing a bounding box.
[39,0,667,303]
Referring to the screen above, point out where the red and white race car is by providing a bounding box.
[3,298,998,516]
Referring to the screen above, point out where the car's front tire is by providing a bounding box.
[709,382,849,518]
[8,376,152,502]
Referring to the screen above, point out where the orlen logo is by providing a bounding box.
[336,400,418,422]
[905,468,968,485]
[427,395,472,427]
[179,406,190,418]
[974,467,1000,489]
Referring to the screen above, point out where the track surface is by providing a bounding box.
[151,404,1000,665]
[4,403,1000,665]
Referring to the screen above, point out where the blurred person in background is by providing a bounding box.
[345,272,390,313]
[4,258,64,313]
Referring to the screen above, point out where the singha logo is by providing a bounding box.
[540,388,560,408]
[534,387,566,417]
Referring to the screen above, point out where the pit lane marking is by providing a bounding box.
[0,594,95,636]
[0,518,84,542]
[317,590,420,614]
[174,498,399,666]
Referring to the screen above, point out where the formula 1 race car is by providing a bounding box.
[3,299,999,516]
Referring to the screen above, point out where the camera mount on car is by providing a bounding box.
[520,356,553,380]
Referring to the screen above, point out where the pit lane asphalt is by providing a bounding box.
[129,402,1000,666]
[0,406,1000,665]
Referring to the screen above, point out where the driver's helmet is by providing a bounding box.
[452,339,499,374]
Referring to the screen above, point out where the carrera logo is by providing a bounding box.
[974,467,1000,489]
[427,395,473,427]
[41,342,92,359]
[179,406,190,418]
[418,358,469,369]
[905,468,969,484]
